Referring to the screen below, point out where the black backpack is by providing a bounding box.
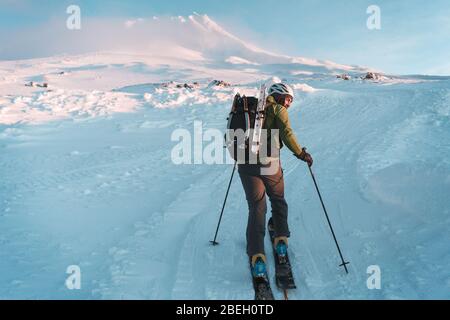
[225,93,261,164]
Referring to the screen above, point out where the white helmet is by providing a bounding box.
[268,83,294,99]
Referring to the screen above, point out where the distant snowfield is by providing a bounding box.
[0,14,449,300]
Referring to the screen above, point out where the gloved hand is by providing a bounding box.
[296,148,313,167]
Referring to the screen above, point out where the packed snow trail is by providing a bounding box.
[1,76,449,299]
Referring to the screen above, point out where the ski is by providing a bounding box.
[249,262,275,300]
[251,275,275,301]
[268,218,297,297]
[250,84,267,154]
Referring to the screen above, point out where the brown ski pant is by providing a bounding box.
[238,162,290,258]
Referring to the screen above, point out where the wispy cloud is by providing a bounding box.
[0,16,202,60]
[0,14,274,63]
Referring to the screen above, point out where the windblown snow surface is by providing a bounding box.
[0,14,449,300]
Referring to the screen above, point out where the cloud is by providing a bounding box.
[0,14,289,65]
[124,18,144,28]
[0,16,206,60]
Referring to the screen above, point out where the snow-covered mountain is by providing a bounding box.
[121,13,364,70]
[0,14,449,300]
[69,13,369,71]
[1,15,369,81]
[0,14,395,125]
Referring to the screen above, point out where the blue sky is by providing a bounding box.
[1,0,449,75]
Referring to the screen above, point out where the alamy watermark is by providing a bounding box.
[66,5,81,30]
[367,5,381,30]
[65,265,81,290]
[171,121,281,175]
[366,265,381,290]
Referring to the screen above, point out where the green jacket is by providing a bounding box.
[263,95,303,157]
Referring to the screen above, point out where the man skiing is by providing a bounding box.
[238,83,313,298]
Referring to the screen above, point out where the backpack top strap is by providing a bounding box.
[243,96,249,113]
[230,93,240,113]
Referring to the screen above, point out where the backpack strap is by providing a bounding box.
[243,95,249,112]
[231,93,239,113]
[243,96,251,141]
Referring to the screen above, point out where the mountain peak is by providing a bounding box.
[123,13,365,73]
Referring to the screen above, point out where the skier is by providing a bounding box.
[238,83,313,285]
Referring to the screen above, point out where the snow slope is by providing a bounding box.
[0,14,449,300]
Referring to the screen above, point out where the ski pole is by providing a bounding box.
[306,159,350,274]
[210,161,237,246]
